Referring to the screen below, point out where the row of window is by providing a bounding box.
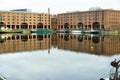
[2,12,50,16]
[59,16,104,20]
[2,16,50,19]
[109,18,120,21]
[58,17,104,22]
[2,35,50,41]
[2,18,50,22]
[5,22,50,25]
[58,14,105,18]
[58,21,104,24]
[110,21,120,24]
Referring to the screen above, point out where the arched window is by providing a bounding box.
[0,22,6,29]
[37,23,43,29]
[21,23,28,29]
[78,22,83,30]
[64,23,69,29]
[93,22,100,30]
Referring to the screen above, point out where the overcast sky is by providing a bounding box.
[0,0,120,14]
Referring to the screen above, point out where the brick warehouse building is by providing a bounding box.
[57,8,120,30]
[0,9,51,30]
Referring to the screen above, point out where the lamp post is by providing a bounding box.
[110,59,120,80]
[100,59,120,80]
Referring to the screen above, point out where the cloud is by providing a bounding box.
[0,0,120,13]
[1,49,119,80]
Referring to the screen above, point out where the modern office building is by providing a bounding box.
[57,8,120,30]
[0,9,51,30]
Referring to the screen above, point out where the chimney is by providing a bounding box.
[48,8,50,14]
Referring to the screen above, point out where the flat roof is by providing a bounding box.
[0,10,50,14]
[58,9,120,15]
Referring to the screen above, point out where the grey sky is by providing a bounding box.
[0,0,120,14]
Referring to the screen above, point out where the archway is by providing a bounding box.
[0,22,6,29]
[92,36,99,43]
[64,34,69,41]
[21,35,28,42]
[93,22,100,30]
[0,36,5,43]
[64,23,69,29]
[78,22,83,30]
[37,35,43,40]
[21,23,28,29]
[78,35,83,42]
[37,23,43,29]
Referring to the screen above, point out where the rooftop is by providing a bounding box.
[10,9,32,12]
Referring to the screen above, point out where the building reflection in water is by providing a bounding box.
[0,33,120,80]
[0,34,51,54]
[57,34,120,56]
[1,33,120,56]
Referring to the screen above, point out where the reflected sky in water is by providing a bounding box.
[0,34,120,80]
[0,48,120,80]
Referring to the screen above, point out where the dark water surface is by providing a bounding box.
[0,33,120,80]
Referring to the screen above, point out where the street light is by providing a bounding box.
[110,59,120,80]
[111,59,120,68]
[100,59,120,80]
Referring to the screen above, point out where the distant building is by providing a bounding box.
[89,7,102,11]
[10,9,32,12]
[0,9,51,30]
[57,9,120,30]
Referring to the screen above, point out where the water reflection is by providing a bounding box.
[57,34,120,56]
[78,35,83,42]
[0,33,120,56]
[0,34,51,54]
[0,33,120,80]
